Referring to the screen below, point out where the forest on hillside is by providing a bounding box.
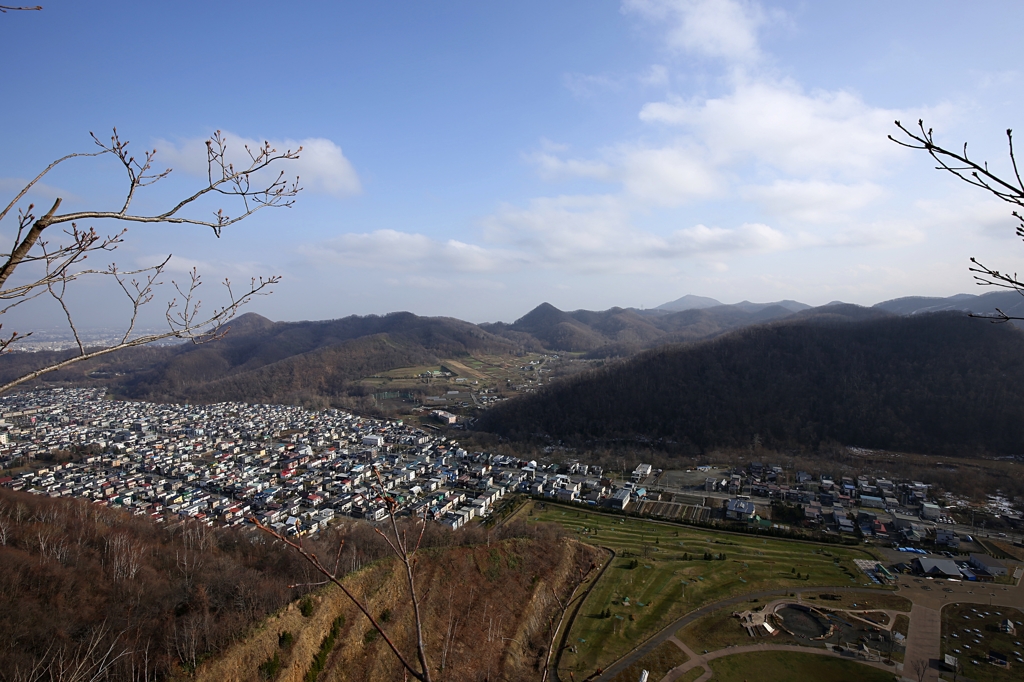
[478,313,1024,456]
[0,489,575,682]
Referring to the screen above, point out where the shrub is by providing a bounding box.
[304,616,345,682]
[259,652,282,680]
[300,598,315,618]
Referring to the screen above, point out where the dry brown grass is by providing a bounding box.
[194,537,603,682]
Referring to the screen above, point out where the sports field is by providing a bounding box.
[524,502,886,677]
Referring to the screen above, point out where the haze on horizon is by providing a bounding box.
[3,1,1024,329]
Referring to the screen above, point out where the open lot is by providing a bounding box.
[524,502,887,678]
[940,602,1024,681]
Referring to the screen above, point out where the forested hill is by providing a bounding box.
[0,312,521,407]
[477,311,1024,455]
[479,300,800,356]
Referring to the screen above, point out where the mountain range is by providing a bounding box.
[3,289,1024,452]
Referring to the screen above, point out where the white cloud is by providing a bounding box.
[666,222,791,252]
[742,180,886,222]
[136,254,271,279]
[914,192,1017,240]
[639,78,919,178]
[822,220,924,249]
[482,195,635,267]
[301,193,801,278]
[619,144,720,205]
[155,132,361,197]
[623,0,768,62]
[640,64,670,87]
[527,142,718,205]
[302,229,517,273]
[481,195,795,272]
[526,151,614,181]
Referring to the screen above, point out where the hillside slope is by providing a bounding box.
[478,312,1024,455]
[194,528,600,682]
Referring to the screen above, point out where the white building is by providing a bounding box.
[631,463,653,482]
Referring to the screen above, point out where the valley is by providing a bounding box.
[5,294,1024,682]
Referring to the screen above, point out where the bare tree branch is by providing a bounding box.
[0,272,279,394]
[0,128,299,391]
[891,119,1024,321]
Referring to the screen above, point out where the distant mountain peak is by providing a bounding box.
[515,302,568,325]
[655,294,722,312]
[225,312,275,334]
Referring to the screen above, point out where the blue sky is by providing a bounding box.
[3,1,1024,330]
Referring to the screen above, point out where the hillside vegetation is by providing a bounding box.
[0,302,809,409]
[479,312,1024,455]
[0,488,591,682]
[0,312,522,408]
[0,488,307,681]
[196,528,601,682]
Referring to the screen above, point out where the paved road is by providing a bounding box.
[903,604,940,682]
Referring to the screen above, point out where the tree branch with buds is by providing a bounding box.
[891,119,1024,322]
[0,129,300,392]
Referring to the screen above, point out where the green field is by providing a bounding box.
[707,650,896,682]
[525,502,885,678]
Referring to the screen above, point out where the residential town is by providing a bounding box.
[0,388,606,535]
[0,388,1020,583]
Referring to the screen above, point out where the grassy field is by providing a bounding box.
[940,602,1024,681]
[678,603,763,652]
[674,668,704,682]
[677,601,804,652]
[607,640,688,682]
[525,502,886,678]
[707,651,896,682]
[358,352,558,393]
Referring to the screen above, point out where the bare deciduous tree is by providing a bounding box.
[0,128,301,393]
[891,119,1024,321]
[910,656,930,682]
